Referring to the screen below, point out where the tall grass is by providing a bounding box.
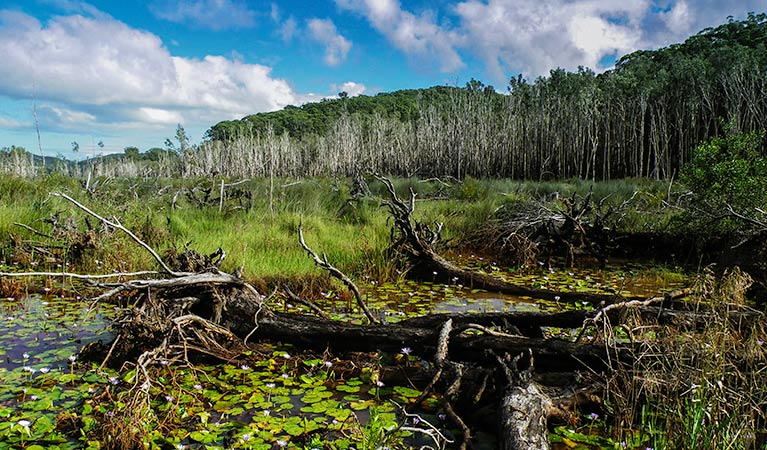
[0,175,680,288]
[607,268,767,449]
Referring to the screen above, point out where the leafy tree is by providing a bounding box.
[681,125,767,232]
[124,146,140,160]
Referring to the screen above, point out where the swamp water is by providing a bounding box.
[0,260,686,449]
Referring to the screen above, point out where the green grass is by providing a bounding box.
[0,174,682,287]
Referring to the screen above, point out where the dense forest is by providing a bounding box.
[200,13,766,181]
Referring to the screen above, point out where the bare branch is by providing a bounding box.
[13,222,52,239]
[298,225,380,324]
[284,286,330,320]
[52,192,187,277]
[0,270,163,280]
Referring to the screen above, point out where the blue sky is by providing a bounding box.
[0,0,764,158]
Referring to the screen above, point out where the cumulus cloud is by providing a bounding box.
[335,0,464,72]
[335,0,763,82]
[453,0,648,79]
[0,9,297,133]
[151,0,256,31]
[453,0,766,80]
[307,18,352,66]
[331,81,367,97]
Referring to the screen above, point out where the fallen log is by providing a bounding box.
[374,175,628,306]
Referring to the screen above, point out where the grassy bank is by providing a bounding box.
[0,175,680,283]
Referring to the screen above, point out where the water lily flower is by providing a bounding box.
[588,412,599,420]
[281,373,289,379]
[22,366,36,373]
[16,419,31,435]
[29,395,38,401]
[263,410,271,416]
[276,440,288,447]
[193,384,202,390]
[39,367,50,374]
[68,355,77,362]
[265,383,276,389]
[141,382,150,390]
[401,347,412,356]
[323,361,333,368]
[164,395,174,402]
[22,353,29,359]
[241,364,250,370]
[376,380,385,387]
[242,434,251,442]
[282,353,291,359]
[109,377,119,385]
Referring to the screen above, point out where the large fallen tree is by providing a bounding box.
[3,187,765,449]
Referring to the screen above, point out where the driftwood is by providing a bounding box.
[496,351,552,450]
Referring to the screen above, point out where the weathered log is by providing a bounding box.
[496,351,552,450]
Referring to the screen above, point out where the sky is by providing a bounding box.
[0,0,764,159]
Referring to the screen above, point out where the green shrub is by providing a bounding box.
[680,127,766,233]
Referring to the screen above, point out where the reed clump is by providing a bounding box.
[606,267,767,449]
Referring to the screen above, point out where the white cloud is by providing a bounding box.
[151,0,256,31]
[336,0,464,72]
[280,16,298,42]
[452,0,766,80]
[270,3,281,22]
[0,9,298,135]
[307,18,352,67]
[0,116,25,128]
[331,81,367,97]
[453,0,647,79]
[335,0,764,82]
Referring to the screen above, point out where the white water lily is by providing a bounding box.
[16,419,31,435]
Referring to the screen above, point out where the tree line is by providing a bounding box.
[197,13,766,181]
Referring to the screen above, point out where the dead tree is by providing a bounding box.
[375,175,627,305]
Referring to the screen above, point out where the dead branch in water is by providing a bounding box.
[298,225,380,324]
[373,175,628,306]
